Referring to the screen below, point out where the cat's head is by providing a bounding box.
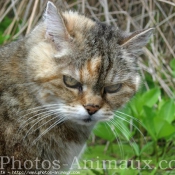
[26,1,153,126]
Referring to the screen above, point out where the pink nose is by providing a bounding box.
[84,104,100,115]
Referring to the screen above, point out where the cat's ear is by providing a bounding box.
[43,1,70,51]
[119,28,154,54]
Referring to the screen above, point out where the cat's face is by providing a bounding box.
[27,2,153,126]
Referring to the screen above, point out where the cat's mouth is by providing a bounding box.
[83,118,92,123]
[72,116,96,126]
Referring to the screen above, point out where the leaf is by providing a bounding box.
[143,106,157,119]
[130,88,161,116]
[141,88,161,108]
[158,99,166,110]
[170,59,175,70]
[157,99,175,123]
[93,122,116,141]
[119,169,139,175]
[132,143,140,156]
[172,71,175,77]
[142,107,157,141]
[129,100,139,117]
[128,93,144,118]
[154,117,175,139]
[140,141,154,154]
[0,17,12,31]
[89,169,103,175]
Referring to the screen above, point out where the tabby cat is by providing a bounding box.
[0,1,153,173]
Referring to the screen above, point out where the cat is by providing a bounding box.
[0,1,153,174]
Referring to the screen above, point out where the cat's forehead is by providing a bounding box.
[62,56,102,84]
[61,54,122,87]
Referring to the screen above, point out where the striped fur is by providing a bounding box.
[0,1,153,173]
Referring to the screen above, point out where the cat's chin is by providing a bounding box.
[71,118,97,126]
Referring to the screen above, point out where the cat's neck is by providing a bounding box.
[32,120,94,165]
[41,120,95,144]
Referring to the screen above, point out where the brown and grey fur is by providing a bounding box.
[0,1,153,173]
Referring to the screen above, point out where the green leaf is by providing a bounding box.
[0,17,12,31]
[93,122,116,141]
[157,99,175,123]
[154,117,175,139]
[172,71,175,77]
[170,59,175,70]
[141,88,161,108]
[130,88,161,116]
[142,107,157,141]
[128,94,141,117]
[119,169,139,175]
[143,106,157,119]
[132,143,140,156]
[158,99,166,110]
[140,141,154,154]
[0,34,10,44]
[89,169,103,175]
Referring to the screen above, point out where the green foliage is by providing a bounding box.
[94,123,116,142]
[170,58,175,77]
[0,17,12,44]
[129,88,175,141]
[81,87,175,175]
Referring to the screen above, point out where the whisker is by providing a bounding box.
[111,118,142,156]
[115,112,144,131]
[114,114,147,144]
[116,111,141,124]
[106,122,124,159]
[23,113,60,140]
[116,111,146,139]
[111,119,136,143]
[24,103,66,111]
[32,117,66,145]
[18,108,58,129]
[33,115,59,133]
[18,105,62,122]
[19,109,62,134]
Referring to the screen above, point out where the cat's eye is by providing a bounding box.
[63,75,82,91]
[104,84,122,94]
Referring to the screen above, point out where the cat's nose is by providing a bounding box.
[84,104,100,115]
